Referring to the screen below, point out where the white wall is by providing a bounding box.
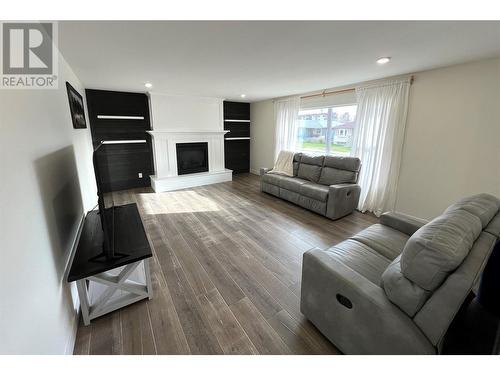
[250,57,500,219]
[249,99,275,174]
[0,53,96,353]
[395,57,500,219]
[149,93,223,132]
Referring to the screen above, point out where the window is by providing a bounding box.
[296,105,357,155]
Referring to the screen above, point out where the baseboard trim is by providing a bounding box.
[250,168,260,175]
[65,308,80,355]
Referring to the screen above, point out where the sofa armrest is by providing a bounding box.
[300,249,435,354]
[326,183,361,220]
[380,212,428,236]
[260,167,272,176]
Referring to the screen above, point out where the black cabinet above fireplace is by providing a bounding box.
[176,142,209,175]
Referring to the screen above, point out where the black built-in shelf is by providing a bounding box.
[86,89,154,192]
[223,101,250,174]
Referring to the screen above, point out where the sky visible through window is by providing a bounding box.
[297,105,357,155]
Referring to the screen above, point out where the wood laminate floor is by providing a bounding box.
[73,173,378,355]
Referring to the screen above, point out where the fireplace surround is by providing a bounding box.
[147,130,232,192]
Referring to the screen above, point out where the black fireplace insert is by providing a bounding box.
[176,142,209,175]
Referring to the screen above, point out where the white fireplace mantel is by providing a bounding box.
[147,129,232,192]
[148,129,229,135]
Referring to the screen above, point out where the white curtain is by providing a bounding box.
[352,78,411,216]
[274,96,300,160]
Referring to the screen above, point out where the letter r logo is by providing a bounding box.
[2,23,53,74]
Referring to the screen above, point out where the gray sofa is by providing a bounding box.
[300,193,500,354]
[260,153,361,220]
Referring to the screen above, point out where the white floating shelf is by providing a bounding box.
[224,119,250,123]
[97,115,145,120]
[101,140,147,144]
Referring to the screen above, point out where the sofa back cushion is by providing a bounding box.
[293,153,302,176]
[400,210,482,291]
[381,255,431,317]
[297,155,324,182]
[318,156,361,186]
[413,231,497,346]
[444,193,500,228]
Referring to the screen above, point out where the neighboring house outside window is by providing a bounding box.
[296,104,357,155]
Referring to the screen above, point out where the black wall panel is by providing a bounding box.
[224,139,250,173]
[86,89,153,192]
[223,101,250,174]
[223,101,250,120]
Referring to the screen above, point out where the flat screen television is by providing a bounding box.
[90,143,128,262]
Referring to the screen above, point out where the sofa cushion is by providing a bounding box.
[279,176,308,193]
[318,167,358,186]
[261,182,280,196]
[413,231,497,346]
[279,188,301,205]
[401,210,482,291]
[351,224,409,261]
[300,154,324,166]
[484,212,500,238]
[293,153,302,176]
[318,156,361,186]
[325,239,391,285]
[444,193,500,228]
[299,183,329,202]
[298,195,327,215]
[298,164,322,183]
[381,255,431,317]
[297,155,324,182]
[261,173,283,186]
[323,155,361,171]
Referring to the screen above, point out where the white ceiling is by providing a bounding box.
[58,21,500,102]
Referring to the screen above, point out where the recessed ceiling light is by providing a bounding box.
[240,94,246,98]
[376,57,391,65]
[145,82,153,88]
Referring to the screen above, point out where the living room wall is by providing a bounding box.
[249,57,500,219]
[149,93,223,132]
[0,52,96,353]
[249,99,275,175]
[395,57,500,219]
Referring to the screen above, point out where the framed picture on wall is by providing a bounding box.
[66,82,87,129]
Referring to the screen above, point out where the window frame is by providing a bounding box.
[296,103,358,156]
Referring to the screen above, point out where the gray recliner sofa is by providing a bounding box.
[300,193,500,354]
[260,153,361,220]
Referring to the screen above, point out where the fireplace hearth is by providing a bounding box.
[176,142,209,175]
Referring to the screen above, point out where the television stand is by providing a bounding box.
[67,203,153,326]
[88,250,129,263]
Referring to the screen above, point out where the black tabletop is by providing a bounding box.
[67,203,152,282]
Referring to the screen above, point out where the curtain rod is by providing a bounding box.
[300,75,414,100]
[301,87,355,100]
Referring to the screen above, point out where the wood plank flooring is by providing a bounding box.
[73,173,378,355]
